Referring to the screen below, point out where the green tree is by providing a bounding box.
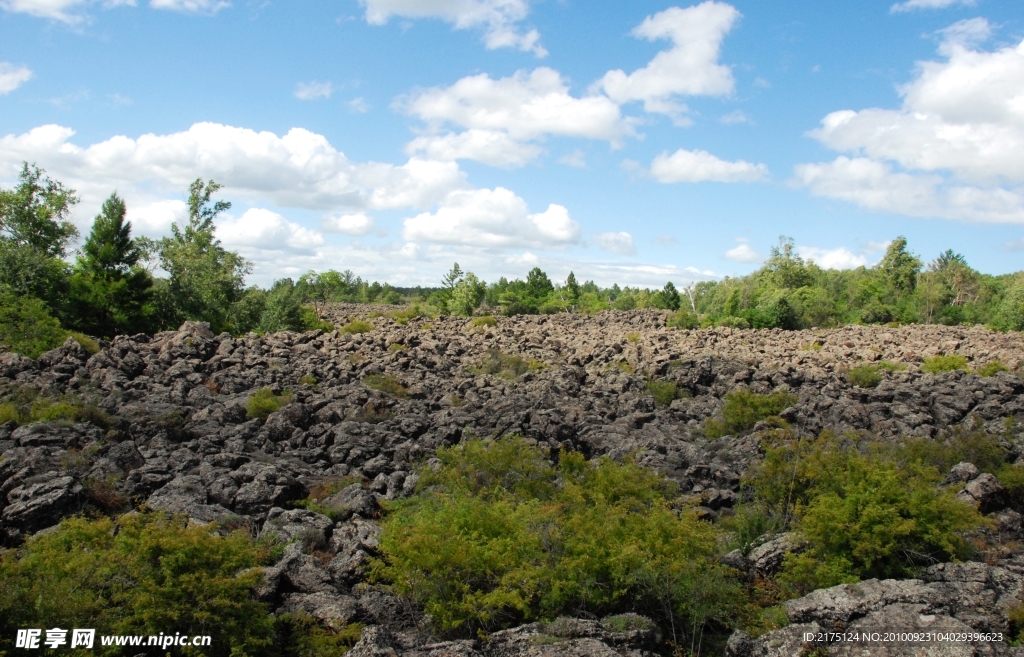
[0,162,79,258]
[564,271,581,304]
[68,193,154,337]
[298,270,346,320]
[657,281,681,310]
[879,236,922,295]
[450,272,486,316]
[157,179,251,333]
[0,290,67,358]
[525,267,553,299]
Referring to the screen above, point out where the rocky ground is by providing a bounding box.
[2,305,1024,656]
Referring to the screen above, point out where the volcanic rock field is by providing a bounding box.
[2,305,1024,656]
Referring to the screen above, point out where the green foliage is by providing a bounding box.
[470,315,498,328]
[879,236,923,295]
[371,438,742,644]
[977,360,1010,377]
[744,431,989,596]
[0,513,276,657]
[364,374,407,397]
[68,192,154,338]
[705,389,797,438]
[246,388,295,420]
[342,319,374,334]
[626,331,640,343]
[273,613,363,657]
[451,272,487,316]
[848,364,883,388]
[300,375,318,387]
[646,379,679,407]
[0,162,79,258]
[157,179,251,333]
[0,291,67,358]
[921,354,969,373]
[667,309,699,329]
[470,348,541,379]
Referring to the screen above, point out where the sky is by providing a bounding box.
[1,0,1022,289]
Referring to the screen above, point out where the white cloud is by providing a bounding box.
[592,231,636,256]
[0,123,466,217]
[124,199,186,237]
[218,208,325,253]
[361,0,545,56]
[1005,238,1024,251]
[403,187,581,249]
[401,68,630,143]
[725,243,761,263]
[558,149,586,168]
[651,148,768,183]
[795,157,1024,223]
[0,0,133,23]
[405,130,542,168]
[719,110,750,125]
[322,212,375,236]
[0,63,32,94]
[349,97,370,113]
[797,246,868,270]
[890,0,974,13]
[150,0,228,13]
[595,1,740,123]
[294,81,333,100]
[797,21,1024,223]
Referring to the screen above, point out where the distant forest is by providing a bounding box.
[2,164,1023,358]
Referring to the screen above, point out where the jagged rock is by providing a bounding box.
[748,533,807,578]
[321,484,379,521]
[949,462,981,483]
[280,592,359,630]
[2,474,84,540]
[957,474,1008,513]
[262,507,333,551]
[146,475,235,523]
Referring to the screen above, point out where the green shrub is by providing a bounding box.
[470,348,540,380]
[371,438,742,643]
[0,401,18,424]
[273,613,363,657]
[626,331,640,343]
[646,379,679,407]
[364,374,407,397]
[0,513,276,657]
[896,427,1010,475]
[20,395,111,428]
[976,360,1009,377]
[341,319,374,334]
[716,316,750,329]
[246,388,295,420]
[921,354,969,374]
[0,292,67,358]
[389,305,425,325]
[666,309,699,330]
[705,389,797,438]
[470,315,498,328]
[780,453,984,594]
[69,332,100,354]
[387,342,406,353]
[300,375,318,387]
[848,365,882,388]
[876,360,907,372]
[298,306,334,332]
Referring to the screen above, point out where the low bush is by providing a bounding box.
[389,305,425,325]
[0,513,276,657]
[848,364,882,388]
[0,292,67,359]
[921,354,969,374]
[626,331,640,343]
[470,348,542,380]
[371,437,742,645]
[705,389,797,438]
[364,374,407,397]
[976,360,1010,377]
[667,309,699,330]
[298,306,334,332]
[246,388,295,420]
[470,315,498,328]
[341,319,374,334]
[300,375,318,387]
[646,379,679,407]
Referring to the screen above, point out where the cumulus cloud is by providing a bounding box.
[795,157,1024,223]
[0,122,466,217]
[294,81,333,100]
[149,0,229,14]
[725,243,761,263]
[890,0,974,13]
[797,246,868,270]
[218,208,325,253]
[651,148,767,183]
[405,130,543,168]
[361,0,545,56]
[592,231,636,255]
[0,63,32,94]
[1005,238,1024,251]
[595,2,740,123]
[322,213,375,236]
[797,20,1024,224]
[0,0,134,23]
[402,187,581,249]
[558,149,587,168]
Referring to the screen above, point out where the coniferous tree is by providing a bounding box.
[69,193,154,337]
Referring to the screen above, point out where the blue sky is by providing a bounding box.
[1,0,1022,288]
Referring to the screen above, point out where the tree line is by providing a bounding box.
[2,163,1022,357]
